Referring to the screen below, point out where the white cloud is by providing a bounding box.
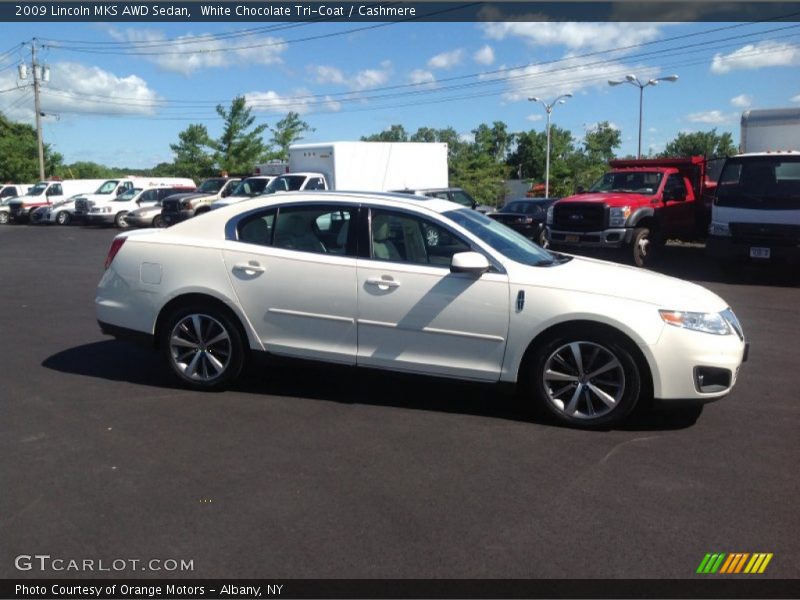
[105,26,287,74]
[408,69,436,86]
[310,65,345,85]
[585,121,620,131]
[711,41,800,74]
[480,12,663,53]
[730,94,752,108]
[352,67,391,91]
[686,110,735,125]
[496,55,659,103]
[245,89,341,115]
[792,94,800,103]
[473,45,495,66]
[427,49,464,70]
[526,114,543,122]
[1,62,160,121]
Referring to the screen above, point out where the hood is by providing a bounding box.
[561,192,657,207]
[515,254,727,313]
[166,192,207,202]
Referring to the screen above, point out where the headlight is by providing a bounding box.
[659,310,732,335]
[709,221,731,237]
[546,205,554,225]
[609,206,632,227]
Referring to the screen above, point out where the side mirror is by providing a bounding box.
[450,251,490,275]
[576,186,586,194]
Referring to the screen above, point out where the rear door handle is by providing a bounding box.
[366,277,400,289]
[233,262,265,274]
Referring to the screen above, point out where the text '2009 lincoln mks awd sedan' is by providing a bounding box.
[96,191,747,428]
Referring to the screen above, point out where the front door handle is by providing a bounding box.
[366,277,400,289]
[233,262,265,274]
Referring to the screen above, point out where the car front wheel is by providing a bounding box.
[161,305,245,390]
[0,211,9,224]
[526,330,643,428]
[56,211,71,225]
[114,211,129,228]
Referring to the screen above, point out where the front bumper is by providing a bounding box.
[124,215,153,227]
[161,210,193,225]
[706,235,800,264]
[547,227,634,248]
[649,323,747,401]
[85,213,117,225]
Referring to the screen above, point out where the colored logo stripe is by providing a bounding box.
[697,553,773,574]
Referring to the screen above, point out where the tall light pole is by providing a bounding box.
[608,74,678,159]
[18,38,50,180]
[528,93,572,198]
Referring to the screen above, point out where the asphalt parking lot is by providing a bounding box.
[1,224,798,580]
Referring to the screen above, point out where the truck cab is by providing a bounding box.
[546,156,713,267]
[263,172,328,193]
[160,176,241,226]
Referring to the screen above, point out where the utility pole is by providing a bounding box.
[31,39,45,181]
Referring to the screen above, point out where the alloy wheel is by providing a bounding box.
[168,314,232,382]
[542,341,625,420]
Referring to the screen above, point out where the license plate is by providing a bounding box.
[565,234,580,243]
[749,247,770,259]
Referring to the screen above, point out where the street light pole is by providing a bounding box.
[608,74,678,159]
[528,93,572,198]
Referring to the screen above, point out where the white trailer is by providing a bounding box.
[740,108,800,153]
[265,141,449,193]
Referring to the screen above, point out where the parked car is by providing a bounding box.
[124,198,169,229]
[160,176,241,226]
[0,196,19,224]
[488,198,558,246]
[392,187,495,214]
[96,191,747,429]
[29,195,85,225]
[210,176,275,210]
[85,185,197,228]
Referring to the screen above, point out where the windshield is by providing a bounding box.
[445,208,561,266]
[502,201,543,214]
[233,178,270,196]
[716,156,800,210]
[198,178,225,193]
[114,188,143,202]
[589,171,663,195]
[95,180,120,194]
[265,175,307,193]
[28,183,48,196]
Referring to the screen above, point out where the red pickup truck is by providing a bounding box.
[545,157,717,267]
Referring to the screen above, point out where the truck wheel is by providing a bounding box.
[631,227,660,268]
[536,227,549,248]
[114,211,129,228]
[523,329,643,429]
[55,211,71,226]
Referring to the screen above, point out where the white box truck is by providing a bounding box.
[7,179,106,223]
[264,141,449,193]
[707,108,800,268]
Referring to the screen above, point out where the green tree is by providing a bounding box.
[450,144,509,207]
[583,121,621,164]
[507,126,576,196]
[170,123,215,181]
[0,112,62,181]
[269,111,313,161]
[212,96,269,174]
[57,161,113,179]
[361,124,408,142]
[661,129,737,158]
[473,121,511,162]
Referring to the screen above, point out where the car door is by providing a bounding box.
[356,207,510,381]
[221,203,359,364]
[660,173,696,237]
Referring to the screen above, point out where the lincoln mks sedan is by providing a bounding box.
[96,191,746,428]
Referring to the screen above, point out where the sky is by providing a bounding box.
[1,15,799,169]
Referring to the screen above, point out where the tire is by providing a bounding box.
[160,304,246,390]
[153,215,164,228]
[114,211,129,229]
[55,211,71,226]
[536,226,549,249]
[0,211,8,225]
[630,227,661,268]
[524,329,643,428]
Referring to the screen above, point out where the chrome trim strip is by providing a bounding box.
[267,308,354,324]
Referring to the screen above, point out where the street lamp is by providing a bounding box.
[528,93,572,198]
[608,74,678,159]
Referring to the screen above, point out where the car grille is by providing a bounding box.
[729,223,800,247]
[75,199,92,213]
[162,198,180,214]
[553,203,606,232]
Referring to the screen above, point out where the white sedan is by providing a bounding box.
[96,191,747,428]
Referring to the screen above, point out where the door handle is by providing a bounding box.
[366,277,400,289]
[233,262,265,274]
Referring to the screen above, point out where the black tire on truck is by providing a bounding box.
[630,227,662,268]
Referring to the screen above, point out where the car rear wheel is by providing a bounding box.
[161,305,245,390]
[153,215,165,228]
[56,211,71,226]
[0,211,10,224]
[114,211,129,228]
[525,330,642,428]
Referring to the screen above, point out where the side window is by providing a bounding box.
[237,209,276,246]
[451,190,475,208]
[426,191,450,201]
[664,174,685,198]
[49,184,62,196]
[140,190,158,203]
[370,209,470,267]
[273,205,355,256]
[305,177,325,191]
